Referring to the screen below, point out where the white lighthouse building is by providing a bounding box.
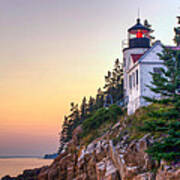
[123,18,164,115]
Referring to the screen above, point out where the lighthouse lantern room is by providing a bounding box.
[128,18,151,48]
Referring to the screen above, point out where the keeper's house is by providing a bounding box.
[123,18,180,115]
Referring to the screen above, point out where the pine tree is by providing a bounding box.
[58,116,70,153]
[70,103,80,130]
[174,16,180,46]
[144,47,180,118]
[95,88,104,109]
[144,19,155,40]
[58,58,124,153]
[142,45,180,162]
[87,96,95,114]
[80,97,87,121]
[58,102,81,153]
[104,59,123,104]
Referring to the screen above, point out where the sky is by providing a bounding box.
[0,0,179,156]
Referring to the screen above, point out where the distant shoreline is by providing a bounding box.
[0,156,42,159]
[0,158,53,179]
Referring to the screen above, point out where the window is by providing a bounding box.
[127,57,131,69]
[136,70,138,85]
[123,58,126,67]
[129,75,132,89]
[133,72,135,87]
[153,67,162,75]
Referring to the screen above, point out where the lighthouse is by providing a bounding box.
[128,18,151,49]
[123,18,164,115]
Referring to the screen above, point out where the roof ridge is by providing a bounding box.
[138,40,161,63]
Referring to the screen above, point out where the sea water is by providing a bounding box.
[0,158,53,179]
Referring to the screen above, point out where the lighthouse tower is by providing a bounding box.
[123,18,163,114]
[128,18,151,49]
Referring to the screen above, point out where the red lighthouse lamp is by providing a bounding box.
[127,18,151,48]
[136,30,143,38]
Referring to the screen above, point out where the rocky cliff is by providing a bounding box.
[36,121,180,180]
[2,109,180,180]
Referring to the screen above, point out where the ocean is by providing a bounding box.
[0,158,53,179]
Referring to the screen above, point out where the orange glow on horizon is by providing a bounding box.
[0,0,178,156]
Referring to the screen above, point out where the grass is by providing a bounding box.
[78,102,180,163]
[80,104,123,145]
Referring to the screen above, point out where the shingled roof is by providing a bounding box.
[128,18,150,33]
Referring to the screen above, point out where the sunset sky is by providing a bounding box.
[0,0,179,156]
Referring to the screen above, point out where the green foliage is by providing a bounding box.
[146,130,180,162]
[82,105,123,137]
[139,120,168,132]
[147,105,175,120]
[137,103,180,163]
[141,45,180,162]
[104,58,124,103]
[144,19,155,40]
[95,88,104,109]
[168,121,180,130]
[80,97,88,121]
[144,48,180,105]
[58,58,124,153]
[134,105,180,163]
[174,17,180,46]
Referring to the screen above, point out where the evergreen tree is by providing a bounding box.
[146,130,180,162]
[144,19,155,40]
[80,97,87,121]
[70,103,80,130]
[58,116,70,153]
[58,102,81,153]
[142,46,180,162]
[104,59,123,103]
[174,16,180,46]
[95,88,104,109]
[87,96,95,114]
[144,47,180,118]
[58,58,124,153]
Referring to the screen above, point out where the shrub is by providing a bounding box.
[146,130,180,162]
[138,104,180,162]
[82,104,122,136]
